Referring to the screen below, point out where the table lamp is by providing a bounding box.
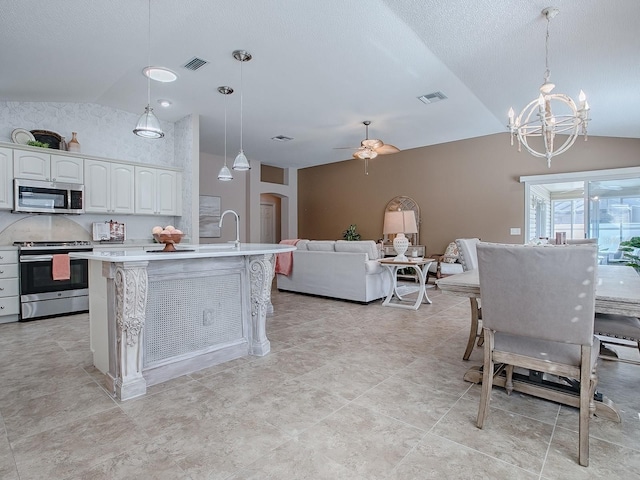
[383,210,418,261]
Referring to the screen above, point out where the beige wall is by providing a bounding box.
[298,133,640,255]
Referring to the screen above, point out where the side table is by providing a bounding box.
[378,258,434,310]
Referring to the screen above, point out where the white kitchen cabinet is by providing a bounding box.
[13,149,50,181]
[0,147,13,210]
[135,166,181,216]
[13,149,83,184]
[0,248,19,324]
[51,154,84,183]
[85,159,135,214]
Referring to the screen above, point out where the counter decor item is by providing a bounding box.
[67,132,81,152]
[26,140,50,148]
[31,130,62,149]
[59,136,67,151]
[11,128,35,145]
[152,225,184,252]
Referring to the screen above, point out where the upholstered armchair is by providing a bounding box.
[427,238,480,282]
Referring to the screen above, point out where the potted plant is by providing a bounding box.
[619,237,640,272]
[342,224,361,241]
[27,140,49,148]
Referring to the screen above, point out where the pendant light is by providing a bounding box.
[232,50,252,171]
[217,86,234,181]
[133,0,164,139]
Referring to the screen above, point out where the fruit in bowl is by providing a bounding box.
[152,225,184,252]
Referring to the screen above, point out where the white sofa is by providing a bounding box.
[276,240,390,303]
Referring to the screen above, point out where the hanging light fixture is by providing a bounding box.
[508,7,590,168]
[134,0,164,139]
[232,50,252,171]
[217,86,234,181]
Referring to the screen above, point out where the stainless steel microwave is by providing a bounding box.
[13,179,84,214]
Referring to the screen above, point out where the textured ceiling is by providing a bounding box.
[1,0,639,169]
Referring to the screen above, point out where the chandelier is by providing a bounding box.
[508,7,590,168]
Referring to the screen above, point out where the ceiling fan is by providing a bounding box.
[347,120,400,159]
[336,121,400,174]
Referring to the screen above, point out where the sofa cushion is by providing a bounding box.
[295,239,310,251]
[306,240,336,252]
[443,242,459,263]
[335,240,379,260]
[428,262,464,276]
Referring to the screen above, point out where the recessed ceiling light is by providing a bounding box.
[142,66,178,83]
[157,99,172,107]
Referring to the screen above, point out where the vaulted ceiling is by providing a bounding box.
[2,0,639,169]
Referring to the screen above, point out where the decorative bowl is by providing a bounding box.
[153,232,184,252]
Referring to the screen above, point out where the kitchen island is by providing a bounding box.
[70,243,296,400]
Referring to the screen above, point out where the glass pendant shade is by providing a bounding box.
[134,105,164,138]
[233,150,250,170]
[217,164,233,181]
[134,0,164,139]
[217,85,234,181]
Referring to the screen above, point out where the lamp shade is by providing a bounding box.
[133,105,164,138]
[383,210,417,234]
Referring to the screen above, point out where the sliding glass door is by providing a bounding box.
[588,178,640,263]
[521,167,640,264]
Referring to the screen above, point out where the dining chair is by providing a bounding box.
[455,238,480,271]
[594,313,640,364]
[476,242,599,467]
[455,237,483,356]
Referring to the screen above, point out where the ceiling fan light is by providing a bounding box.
[232,150,251,170]
[133,105,164,138]
[217,164,233,181]
[355,148,378,160]
[361,138,383,149]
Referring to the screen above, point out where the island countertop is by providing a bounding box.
[69,243,296,262]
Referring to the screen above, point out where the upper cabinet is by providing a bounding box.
[51,155,84,183]
[85,160,135,214]
[13,150,83,184]
[2,143,182,216]
[134,166,182,216]
[0,147,13,210]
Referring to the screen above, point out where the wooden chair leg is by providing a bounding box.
[477,328,494,429]
[505,364,514,395]
[464,298,480,360]
[578,345,592,467]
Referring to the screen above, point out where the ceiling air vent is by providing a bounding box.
[182,57,209,71]
[271,135,294,142]
[417,91,447,104]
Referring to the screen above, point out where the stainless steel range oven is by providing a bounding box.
[15,241,93,320]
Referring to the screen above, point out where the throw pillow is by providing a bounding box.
[443,242,459,263]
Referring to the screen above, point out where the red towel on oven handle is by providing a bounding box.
[52,254,71,281]
[275,239,300,276]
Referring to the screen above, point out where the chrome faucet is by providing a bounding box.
[219,210,240,247]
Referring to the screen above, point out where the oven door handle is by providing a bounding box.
[19,255,55,262]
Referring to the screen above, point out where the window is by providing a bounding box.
[521,167,640,263]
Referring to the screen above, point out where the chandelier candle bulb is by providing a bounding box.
[507,7,590,168]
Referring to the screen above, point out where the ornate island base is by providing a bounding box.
[72,244,295,401]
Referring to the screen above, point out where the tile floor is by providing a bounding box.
[1,286,639,479]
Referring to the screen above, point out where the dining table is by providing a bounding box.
[436,265,640,422]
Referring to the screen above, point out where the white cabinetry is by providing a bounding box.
[0,147,13,210]
[85,160,135,214]
[13,150,83,183]
[0,248,19,324]
[135,166,181,216]
[51,155,84,183]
